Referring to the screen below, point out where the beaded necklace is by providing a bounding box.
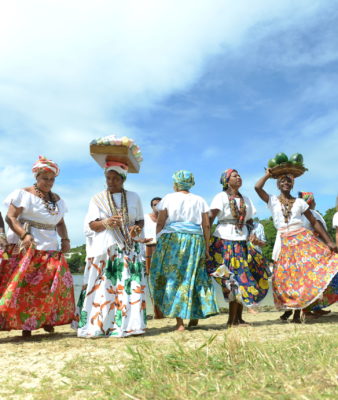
[278,195,296,223]
[34,183,59,216]
[227,191,246,231]
[106,189,133,248]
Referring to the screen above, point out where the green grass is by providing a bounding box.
[1,311,337,400]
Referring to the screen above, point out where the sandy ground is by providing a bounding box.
[0,304,337,400]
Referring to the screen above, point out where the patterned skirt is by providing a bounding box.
[150,233,219,319]
[206,238,269,306]
[0,245,75,331]
[74,242,146,338]
[273,228,338,310]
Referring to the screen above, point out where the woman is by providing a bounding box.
[0,156,75,337]
[0,213,7,250]
[150,170,218,331]
[144,196,163,319]
[334,197,338,246]
[255,170,338,320]
[207,169,269,327]
[75,161,146,338]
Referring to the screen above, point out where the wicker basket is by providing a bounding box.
[269,163,307,179]
[90,144,140,173]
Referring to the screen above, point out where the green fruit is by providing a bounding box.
[268,158,277,168]
[275,152,288,164]
[289,153,304,164]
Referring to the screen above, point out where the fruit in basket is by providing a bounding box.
[275,152,288,164]
[289,153,304,165]
[267,158,277,168]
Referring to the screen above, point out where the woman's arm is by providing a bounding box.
[156,209,168,235]
[0,212,7,248]
[209,209,219,226]
[201,212,210,258]
[6,204,35,248]
[304,209,337,252]
[56,218,71,252]
[89,216,122,233]
[255,169,272,204]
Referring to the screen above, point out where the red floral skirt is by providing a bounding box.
[0,245,75,331]
[273,229,338,310]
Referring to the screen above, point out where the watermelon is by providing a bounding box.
[275,152,288,164]
[289,153,304,165]
[268,158,277,168]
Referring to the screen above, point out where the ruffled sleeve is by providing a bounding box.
[298,199,309,214]
[157,194,169,212]
[4,189,31,210]
[210,192,226,211]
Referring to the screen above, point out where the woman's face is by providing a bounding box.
[106,170,124,192]
[36,171,56,192]
[228,170,242,189]
[151,200,160,213]
[277,176,293,192]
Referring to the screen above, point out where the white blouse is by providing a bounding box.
[143,213,157,244]
[4,189,67,251]
[301,209,327,231]
[268,195,309,231]
[157,192,209,231]
[210,191,256,240]
[333,212,338,229]
[84,190,144,257]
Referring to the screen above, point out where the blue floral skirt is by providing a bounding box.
[150,233,219,319]
[206,237,269,306]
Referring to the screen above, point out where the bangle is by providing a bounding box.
[61,238,70,242]
[20,232,29,240]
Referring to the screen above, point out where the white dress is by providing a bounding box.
[4,189,67,251]
[76,190,147,338]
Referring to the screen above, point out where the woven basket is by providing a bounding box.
[90,144,140,173]
[269,163,307,179]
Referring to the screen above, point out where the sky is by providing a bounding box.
[0,0,338,246]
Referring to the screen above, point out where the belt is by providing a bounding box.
[218,219,239,225]
[20,218,56,231]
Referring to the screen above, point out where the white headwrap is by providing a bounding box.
[104,161,128,180]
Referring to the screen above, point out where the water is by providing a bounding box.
[72,274,274,314]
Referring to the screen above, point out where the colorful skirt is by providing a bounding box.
[74,242,146,338]
[273,228,338,310]
[207,238,269,306]
[0,245,75,331]
[150,233,219,319]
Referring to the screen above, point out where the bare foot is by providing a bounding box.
[175,324,185,331]
[313,310,331,316]
[280,310,293,321]
[43,325,55,333]
[188,319,198,328]
[22,330,32,338]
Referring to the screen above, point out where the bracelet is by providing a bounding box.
[61,238,70,242]
[20,231,29,240]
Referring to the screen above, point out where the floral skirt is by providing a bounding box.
[150,233,219,319]
[0,245,75,331]
[73,243,146,338]
[273,228,338,310]
[206,238,269,306]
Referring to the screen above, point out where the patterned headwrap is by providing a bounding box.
[172,170,195,191]
[298,191,314,205]
[104,161,128,181]
[32,156,60,177]
[220,169,236,190]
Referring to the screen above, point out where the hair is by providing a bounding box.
[150,197,162,207]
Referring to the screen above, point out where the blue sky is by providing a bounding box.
[0,0,338,245]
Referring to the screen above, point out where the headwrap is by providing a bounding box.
[32,155,60,177]
[298,191,314,205]
[104,161,128,181]
[172,170,195,191]
[220,169,236,190]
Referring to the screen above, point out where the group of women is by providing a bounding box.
[0,156,337,338]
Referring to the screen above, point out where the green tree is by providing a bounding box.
[260,217,277,262]
[67,252,86,274]
[323,207,336,241]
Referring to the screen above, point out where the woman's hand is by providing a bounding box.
[265,168,273,178]
[129,225,142,238]
[0,236,8,250]
[61,239,71,253]
[327,241,338,253]
[21,234,35,250]
[107,215,122,228]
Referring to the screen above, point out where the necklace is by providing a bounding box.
[227,191,246,231]
[106,189,133,249]
[34,184,59,216]
[278,195,296,223]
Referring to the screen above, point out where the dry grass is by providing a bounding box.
[0,306,337,400]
